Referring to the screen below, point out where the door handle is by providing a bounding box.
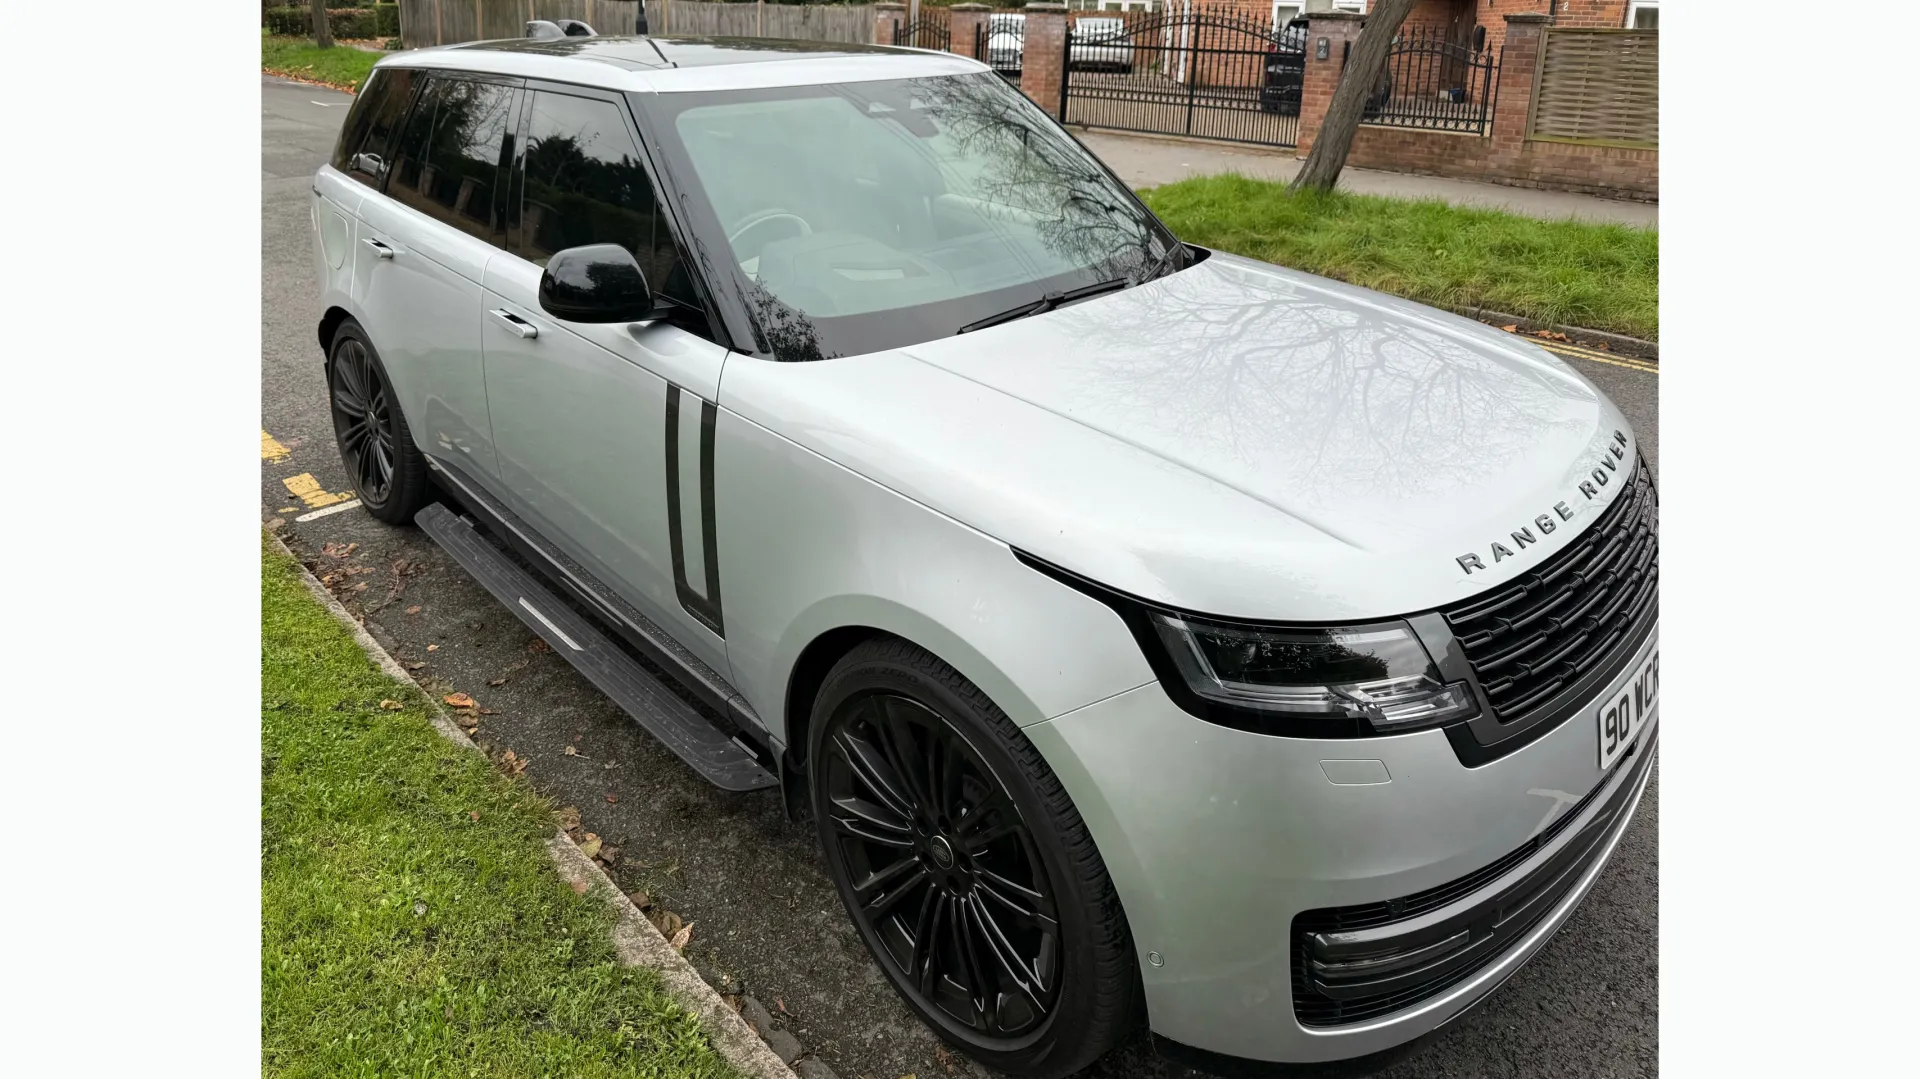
[489,308,539,340]
[362,238,395,259]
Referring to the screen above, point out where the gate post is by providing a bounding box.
[950,4,991,61]
[875,2,907,46]
[1295,10,1366,158]
[1020,3,1069,119]
[1489,14,1549,151]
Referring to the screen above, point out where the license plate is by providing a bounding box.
[1597,648,1659,769]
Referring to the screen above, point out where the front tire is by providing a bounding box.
[326,319,430,525]
[808,639,1138,1079]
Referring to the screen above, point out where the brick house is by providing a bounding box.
[1177,1,1659,51]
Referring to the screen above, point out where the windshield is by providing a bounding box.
[637,72,1181,361]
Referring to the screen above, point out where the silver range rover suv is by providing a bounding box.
[310,35,1658,1078]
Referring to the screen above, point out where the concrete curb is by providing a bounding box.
[1450,305,1659,361]
[270,531,800,1079]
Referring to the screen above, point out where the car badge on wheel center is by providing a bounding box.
[928,835,957,870]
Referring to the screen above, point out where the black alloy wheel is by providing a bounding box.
[326,319,431,525]
[330,334,395,504]
[822,692,1063,1037]
[810,640,1137,1078]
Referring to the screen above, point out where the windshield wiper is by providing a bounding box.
[1140,241,1189,283]
[956,277,1130,335]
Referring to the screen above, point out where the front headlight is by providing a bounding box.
[1149,614,1478,735]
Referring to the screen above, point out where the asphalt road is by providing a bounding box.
[262,76,1657,1079]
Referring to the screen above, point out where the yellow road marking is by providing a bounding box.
[1538,343,1658,375]
[283,472,355,509]
[261,429,292,461]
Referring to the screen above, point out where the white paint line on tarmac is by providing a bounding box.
[295,500,362,522]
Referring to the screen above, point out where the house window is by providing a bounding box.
[1626,1,1658,29]
[1331,1,1367,13]
[1272,2,1303,30]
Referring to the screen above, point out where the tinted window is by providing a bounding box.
[513,91,697,306]
[333,66,417,186]
[387,77,516,242]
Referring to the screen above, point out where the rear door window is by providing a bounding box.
[509,90,699,308]
[332,67,417,187]
[385,76,518,244]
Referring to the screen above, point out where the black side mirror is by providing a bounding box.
[539,244,654,323]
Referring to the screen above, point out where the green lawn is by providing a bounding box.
[263,34,379,92]
[1141,174,1659,340]
[262,534,738,1079]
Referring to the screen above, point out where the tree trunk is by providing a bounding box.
[1290,0,1417,194]
[311,0,334,48]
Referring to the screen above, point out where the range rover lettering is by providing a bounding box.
[311,33,1658,1077]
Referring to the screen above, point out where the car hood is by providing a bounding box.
[720,252,1638,621]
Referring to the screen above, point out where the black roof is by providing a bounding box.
[451,35,903,72]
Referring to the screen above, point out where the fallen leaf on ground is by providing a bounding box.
[427,644,439,652]
[351,581,368,591]
[570,877,589,895]
[936,1045,954,1073]
[605,793,618,804]
[555,805,582,832]
[444,692,475,708]
[499,749,527,776]
[598,844,620,866]
[405,661,425,671]
[378,699,403,711]
[487,677,506,686]
[264,518,284,531]
[528,639,551,654]
[405,605,421,615]
[669,923,693,951]
[321,541,359,558]
[627,890,651,909]
[563,745,579,756]
[1499,324,1518,333]
[776,998,788,1015]
[650,909,682,936]
[478,707,499,715]
[468,811,480,821]
[577,833,602,859]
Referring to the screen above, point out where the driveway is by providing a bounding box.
[262,75,1657,1079]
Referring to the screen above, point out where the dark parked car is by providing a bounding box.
[1259,19,1390,118]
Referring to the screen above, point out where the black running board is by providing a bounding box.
[416,503,777,792]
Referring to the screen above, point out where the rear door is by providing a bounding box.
[314,66,417,309]
[481,84,735,675]
[353,72,521,481]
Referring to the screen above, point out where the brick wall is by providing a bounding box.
[1021,5,1070,118]
[1300,12,1655,201]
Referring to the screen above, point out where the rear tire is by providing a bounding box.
[808,638,1138,1079]
[325,319,431,526]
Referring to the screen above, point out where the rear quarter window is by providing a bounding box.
[332,67,417,187]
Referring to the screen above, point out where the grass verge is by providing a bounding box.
[263,34,378,93]
[262,534,738,1079]
[1140,173,1658,340]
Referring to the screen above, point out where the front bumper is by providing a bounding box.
[1024,626,1658,1064]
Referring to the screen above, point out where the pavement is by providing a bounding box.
[1078,129,1660,229]
[262,75,1657,1079]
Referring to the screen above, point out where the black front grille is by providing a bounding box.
[1443,456,1658,724]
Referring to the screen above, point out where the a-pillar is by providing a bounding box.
[874,2,907,46]
[1019,3,1068,119]
[949,4,992,61]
